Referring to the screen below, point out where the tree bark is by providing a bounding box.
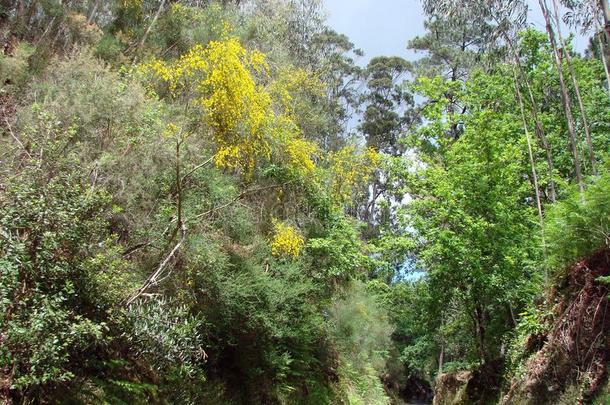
[592,10,610,99]
[512,66,546,259]
[24,0,37,28]
[600,0,610,39]
[495,23,557,202]
[598,31,610,93]
[538,0,585,194]
[474,303,488,364]
[551,0,597,175]
[87,0,101,24]
[438,344,445,376]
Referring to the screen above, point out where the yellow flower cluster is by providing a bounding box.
[271,115,317,176]
[267,67,324,176]
[139,34,319,179]
[269,67,325,118]
[327,146,380,204]
[285,137,317,174]
[270,220,305,258]
[162,122,179,138]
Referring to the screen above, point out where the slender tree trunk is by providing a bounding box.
[24,0,37,28]
[15,0,24,20]
[176,138,183,225]
[508,302,517,328]
[538,0,585,194]
[125,133,186,306]
[367,180,378,225]
[87,0,101,24]
[438,314,445,377]
[438,344,444,376]
[513,66,548,271]
[474,303,488,364]
[133,0,166,62]
[551,0,597,175]
[598,31,610,94]
[51,14,67,48]
[13,0,25,38]
[519,66,557,202]
[512,69,545,233]
[600,0,610,39]
[592,9,610,97]
[496,25,557,201]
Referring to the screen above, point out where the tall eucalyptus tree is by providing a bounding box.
[550,0,597,175]
[538,0,585,193]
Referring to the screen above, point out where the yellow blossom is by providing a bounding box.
[327,146,380,204]
[271,220,305,258]
[139,34,319,179]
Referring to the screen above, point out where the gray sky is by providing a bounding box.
[324,0,424,65]
[323,0,589,66]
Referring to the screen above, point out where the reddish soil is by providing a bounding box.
[502,249,610,404]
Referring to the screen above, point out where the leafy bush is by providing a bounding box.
[124,298,208,404]
[22,49,162,148]
[328,281,393,404]
[306,215,370,287]
[0,42,34,90]
[125,298,207,377]
[95,34,126,63]
[0,174,125,395]
[545,169,610,275]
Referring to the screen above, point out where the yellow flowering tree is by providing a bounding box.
[141,35,272,175]
[139,33,319,179]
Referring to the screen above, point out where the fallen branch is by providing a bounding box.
[122,222,173,257]
[125,221,186,306]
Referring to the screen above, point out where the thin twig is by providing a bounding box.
[188,181,292,224]
[2,113,31,159]
[181,155,214,184]
[122,222,173,257]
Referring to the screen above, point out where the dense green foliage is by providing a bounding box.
[545,168,610,273]
[1,1,610,404]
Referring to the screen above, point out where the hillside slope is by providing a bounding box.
[502,249,610,404]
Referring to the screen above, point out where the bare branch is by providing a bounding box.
[125,221,187,306]
[2,110,31,159]
[181,155,215,184]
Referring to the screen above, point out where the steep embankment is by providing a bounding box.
[432,249,610,405]
[502,249,610,404]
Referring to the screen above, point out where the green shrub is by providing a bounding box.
[545,170,610,276]
[328,281,393,404]
[125,298,207,377]
[0,174,126,396]
[95,34,126,63]
[0,42,34,90]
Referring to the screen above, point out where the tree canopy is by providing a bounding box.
[1,1,610,404]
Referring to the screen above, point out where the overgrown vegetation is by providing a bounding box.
[1,0,610,404]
